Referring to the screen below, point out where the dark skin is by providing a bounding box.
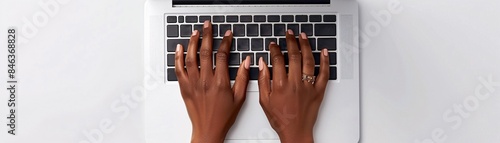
[175,21,330,143]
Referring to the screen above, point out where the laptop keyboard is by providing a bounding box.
[165,14,338,81]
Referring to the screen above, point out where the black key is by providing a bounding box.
[194,24,204,34]
[283,53,289,65]
[166,25,179,37]
[178,16,184,23]
[219,24,231,36]
[251,38,264,51]
[213,16,225,23]
[282,15,294,22]
[167,68,177,81]
[237,38,250,51]
[296,15,308,22]
[301,24,313,36]
[256,53,268,65]
[309,38,317,51]
[317,38,337,50]
[167,16,177,23]
[315,24,336,36]
[287,24,299,36]
[213,39,223,51]
[310,15,322,22]
[265,38,277,51]
[167,54,175,66]
[186,16,198,23]
[240,15,252,22]
[212,24,219,37]
[330,67,337,80]
[229,68,238,80]
[260,24,273,36]
[254,15,266,22]
[229,53,240,65]
[330,52,337,65]
[199,16,211,23]
[274,24,286,36]
[268,15,280,22]
[167,39,189,52]
[231,38,236,51]
[278,38,287,50]
[247,24,259,36]
[242,53,254,65]
[324,15,336,22]
[313,53,321,65]
[227,15,239,22]
[249,68,259,80]
[180,25,192,37]
[233,24,246,37]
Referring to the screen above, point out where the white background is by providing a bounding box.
[1,0,499,143]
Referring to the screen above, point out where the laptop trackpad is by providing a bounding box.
[226,91,279,140]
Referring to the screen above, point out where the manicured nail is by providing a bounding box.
[300,33,307,39]
[287,29,293,35]
[258,57,264,71]
[225,30,232,36]
[204,20,210,28]
[192,30,198,36]
[244,56,250,70]
[176,44,181,52]
[323,49,328,56]
[270,41,276,45]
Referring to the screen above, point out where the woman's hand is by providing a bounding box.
[175,21,251,143]
[258,30,330,143]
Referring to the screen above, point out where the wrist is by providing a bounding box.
[191,128,227,143]
[278,131,314,143]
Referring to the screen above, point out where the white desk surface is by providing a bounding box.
[0,0,499,143]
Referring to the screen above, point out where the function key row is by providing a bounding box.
[166,15,337,23]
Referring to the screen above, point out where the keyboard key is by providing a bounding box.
[180,25,192,37]
[313,53,321,65]
[229,53,240,65]
[249,68,260,80]
[310,15,322,22]
[167,68,177,81]
[330,52,337,65]
[296,15,308,22]
[283,53,289,65]
[240,15,252,22]
[229,68,238,80]
[178,16,184,23]
[315,24,336,36]
[167,16,177,23]
[167,39,189,52]
[268,15,280,22]
[166,25,179,37]
[199,16,211,23]
[227,15,239,22]
[260,24,273,36]
[231,38,236,51]
[247,24,259,36]
[274,24,286,36]
[219,24,231,36]
[330,67,337,80]
[287,24,299,36]
[317,38,337,50]
[278,38,287,50]
[237,38,250,51]
[254,15,266,22]
[309,38,317,50]
[213,16,225,23]
[194,24,203,34]
[167,54,175,66]
[213,38,223,51]
[324,15,336,22]
[282,15,294,22]
[212,24,219,37]
[265,38,277,50]
[186,16,198,23]
[242,53,254,65]
[256,53,268,65]
[251,38,264,51]
[233,24,245,37]
[301,24,313,36]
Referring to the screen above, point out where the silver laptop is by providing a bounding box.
[144,0,359,142]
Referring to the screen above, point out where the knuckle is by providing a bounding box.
[216,53,228,63]
[271,55,282,64]
[185,57,196,66]
[304,60,315,67]
[288,53,301,62]
[199,50,212,61]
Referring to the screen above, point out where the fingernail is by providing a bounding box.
[258,57,264,71]
[270,41,276,45]
[192,30,198,36]
[300,33,307,39]
[224,30,232,36]
[176,44,181,52]
[323,49,328,56]
[287,29,293,35]
[204,20,210,28]
[244,56,250,70]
